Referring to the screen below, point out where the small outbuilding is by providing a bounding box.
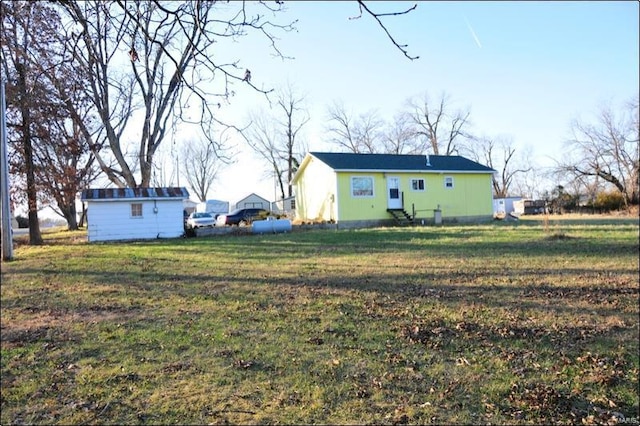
[183,198,198,216]
[272,196,296,215]
[493,196,523,217]
[233,193,271,211]
[81,187,190,242]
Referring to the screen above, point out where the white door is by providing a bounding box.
[386,177,402,209]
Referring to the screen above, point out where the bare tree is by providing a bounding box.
[245,84,309,200]
[406,92,472,155]
[245,112,287,201]
[180,137,224,202]
[511,169,544,200]
[150,154,177,188]
[326,102,385,153]
[467,135,532,198]
[546,164,604,209]
[382,112,422,154]
[55,1,419,190]
[559,96,639,206]
[55,0,297,189]
[278,85,310,199]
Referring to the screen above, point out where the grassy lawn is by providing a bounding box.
[2,217,639,425]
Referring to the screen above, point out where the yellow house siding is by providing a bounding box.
[292,153,495,223]
[402,174,441,215]
[336,172,388,221]
[415,173,493,217]
[335,171,493,221]
[294,157,337,222]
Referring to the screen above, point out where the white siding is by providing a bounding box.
[86,200,184,242]
[493,197,522,215]
[271,197,295,214]
[233,194,270,210]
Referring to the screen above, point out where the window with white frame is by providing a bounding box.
[444,176,454,189]
[351,176,374,197]
[411,178,425,191]
[131,203,143,218]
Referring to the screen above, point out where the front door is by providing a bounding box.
[386,177,402,209]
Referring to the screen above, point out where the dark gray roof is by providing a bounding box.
[310,152,495,173]
[81,187,190,201]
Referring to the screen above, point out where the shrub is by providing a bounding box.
[593,190,625,212]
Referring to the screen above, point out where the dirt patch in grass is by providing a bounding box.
[1,306,141,348]
[401,317,633,351]
[544,231,574,240]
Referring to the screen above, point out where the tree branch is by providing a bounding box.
[354,1,418,61]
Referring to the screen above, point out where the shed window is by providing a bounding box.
[351,176,374,197]
[131,203,143,218]
[411,178,425,191]
[444,176,454,189]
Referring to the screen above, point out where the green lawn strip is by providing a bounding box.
[2,222,638,424]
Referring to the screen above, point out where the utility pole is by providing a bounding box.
[176,154,180,187]
[1,81,14,261]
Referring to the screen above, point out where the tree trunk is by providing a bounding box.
[60,202,78,230]
[140,160,151,188]
[79,203,87,228]
[17,63,43,245]
[287,156,293,198]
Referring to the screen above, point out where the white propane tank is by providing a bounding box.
[252,217,292,234]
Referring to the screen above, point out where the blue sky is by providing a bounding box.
[174,1,639,204]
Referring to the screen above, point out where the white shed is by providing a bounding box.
[233,193,271,211]
[493,196,522,216]
[183,198,198,216]
[272,196,296,214]
[81,187,190,242]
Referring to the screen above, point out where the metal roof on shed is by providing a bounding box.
[81,187,190,201]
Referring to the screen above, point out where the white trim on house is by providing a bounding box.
[328,168,494,174]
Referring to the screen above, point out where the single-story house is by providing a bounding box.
[291,152,496,228]
[81,187,190,242]
[233,193,271,211]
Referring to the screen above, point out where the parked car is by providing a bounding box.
[216,208,269,226]
[186,212,215,229]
